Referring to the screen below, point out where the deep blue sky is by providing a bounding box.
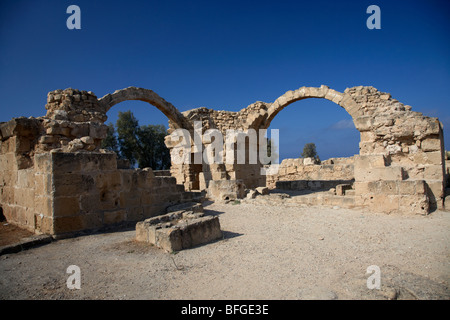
[1,0,449,160]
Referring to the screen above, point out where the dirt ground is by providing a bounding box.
[0,223,34,247]
[0,199,449,300]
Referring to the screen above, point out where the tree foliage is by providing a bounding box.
[136,124,170,169]
[301,142,319,160]
[101,110,171,170]
[266,137,278,164]
[101,123,120,155]
[116,111,140,167]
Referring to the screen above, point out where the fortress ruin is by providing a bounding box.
[0,85,447,237]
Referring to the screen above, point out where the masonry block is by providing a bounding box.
[207,179,245,201]
[421,138,441,152]
[355,166,404,182]
[103,209,126,225]
[53,196,80,217]
[53,213,103,234]
[136,207,222,252]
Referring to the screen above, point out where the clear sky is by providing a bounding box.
[1,0,449,160]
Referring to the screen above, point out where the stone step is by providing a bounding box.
[345,190,356,196]
[287,192,356,207]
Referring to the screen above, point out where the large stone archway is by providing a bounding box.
[98,87,190,130]
[246,85,362,130]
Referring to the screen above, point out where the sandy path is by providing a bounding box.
[0,200,449,300]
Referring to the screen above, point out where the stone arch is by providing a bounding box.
[98,87,190,130]
[244,85,362,131]
[235,84,445,214]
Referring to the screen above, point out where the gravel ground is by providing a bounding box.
[0,199,449,300]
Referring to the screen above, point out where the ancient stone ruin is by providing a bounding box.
[136,202,222,252]
[0,85,447,238]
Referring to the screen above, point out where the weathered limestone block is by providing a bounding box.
[136,207,222,252]
[256,186,269,195]
[69,123,90,138]
[354,154,387,168]
[246,189,258,199]
[89,123,108,140]
[104,210,126,225]
[286,165,297,174]
[0,118,41,141]
[207,179,245,201]
[421,138,441,152]
[53,196,80,217]
[303,157,320,165]
[53,212,103,235]
[364,193,429,215]
[354,156,404,182]
[426,181,444,204]
[398,195,430,215]
[353,116,374,132]
[355,167,403,181]
[354,179,429,215]
[166,201,203,214]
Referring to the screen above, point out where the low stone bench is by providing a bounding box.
[135,204,222,252]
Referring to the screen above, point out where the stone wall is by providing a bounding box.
[266,157,355,190]
[0,116,200,235]
[48,151,193,235]
[446,159,450,188]
[165,106,267,190]
[0,118,46,232]
[353,155,430,215]
[0,146,197,236]
[264,152,437,215]
[41,89,108,153]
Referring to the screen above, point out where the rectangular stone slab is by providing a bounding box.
[136,214,222,252]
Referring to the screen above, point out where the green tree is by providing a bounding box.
[266,137,278,165]
[116,111,140,167]
[301,142,319,160]
[100,122,121,155]
[137,124,171,170]
[115,110,171,169]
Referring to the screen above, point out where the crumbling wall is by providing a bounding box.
[0,89,199,236]
[0,144,195,235]
[0,118,45,232]
[345,86,445,210]
[166,106,266,190]
[40,89,108,152]
[266,157,355,190]
[49,151,191,235]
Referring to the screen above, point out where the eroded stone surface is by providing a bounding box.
[135,203,222,252]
